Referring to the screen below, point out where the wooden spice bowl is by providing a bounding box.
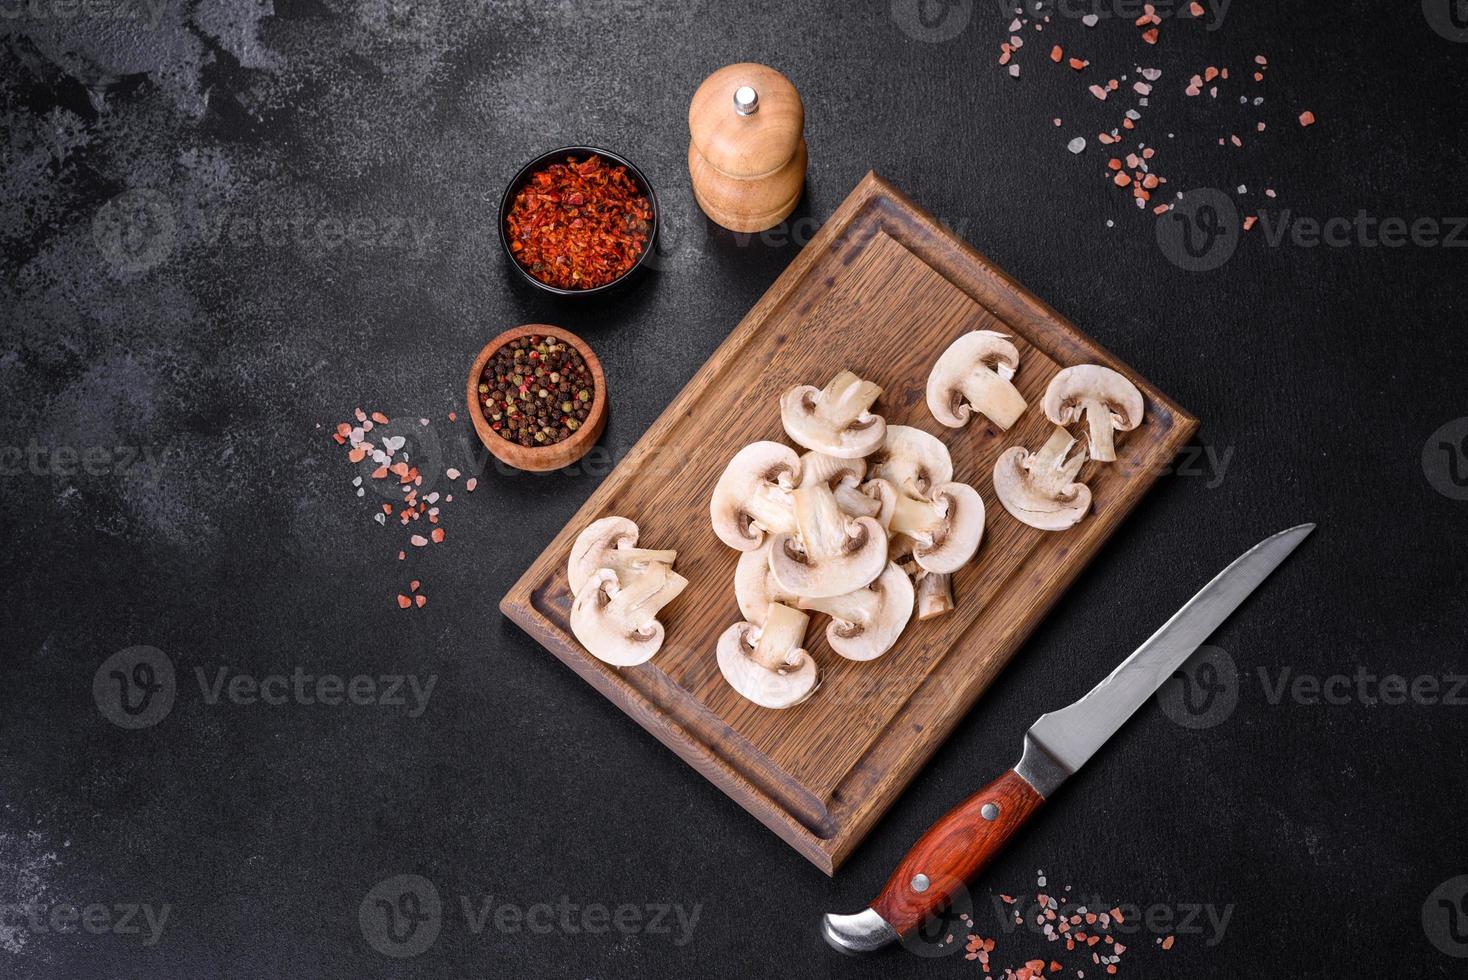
[466,325,608,472]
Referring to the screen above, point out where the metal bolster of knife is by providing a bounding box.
[1014,733,1072,799]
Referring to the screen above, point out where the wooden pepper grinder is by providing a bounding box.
[688,63,807,233]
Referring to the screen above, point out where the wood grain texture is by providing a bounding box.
[499,172,1199,875]
[871,769,1044,936]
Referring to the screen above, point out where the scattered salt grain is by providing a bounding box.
[1067,136,1087,153]
[1083,13,1098,26]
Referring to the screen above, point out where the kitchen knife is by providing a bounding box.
[821,524,1314,954]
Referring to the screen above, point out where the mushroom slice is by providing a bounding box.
[734,540,798,627]
[716,603,819,709]
[567,516,678,596]
[710,441,800,552]
[1041,364,1144,463]
[888,481,986,574]
[570,565,689,667]
[869,425,954,500]
[861,478,899,532]
[915,570,954,621]
[993,427,1092,531]
[779,370,887,459]
[768,483,888,599]
[798,562,915,662]
[799,451,878,519]
[927,331,1028,430]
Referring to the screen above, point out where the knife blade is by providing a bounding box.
[821,524,1315,954]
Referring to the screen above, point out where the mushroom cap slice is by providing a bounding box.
[993,427,1092,531]
[570,565,688,667]
[710,441,800,552]
[734,540,797,626]
[869,425,954,499]
[779,370,887,459]
[716,603,819,709]
[927,331,1029,430]
[889,481,986,574]
[567,516,678,596]
[799,562,915,662]
[1041,364,1144,463]
[768,484,888,599]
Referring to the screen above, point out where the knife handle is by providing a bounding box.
[870,769,1044,937]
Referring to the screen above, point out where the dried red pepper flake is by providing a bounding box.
[505,154,652,290]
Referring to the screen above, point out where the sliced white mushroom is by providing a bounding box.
[567,516,678,596]
[927,331,1028,430]
[993,426,1092,531]
[734,540,797,627]
[710,441,800,552]
[570,565,688,667]
[914,569,954,621]
[799,451,878,519]
[1041,364,1144,463]
[888,481,986,574]
[768,483,888,599]
[716,603,819,708]
[797,562,914,661]
[861,477,899,532]
[869,426,953,499]
[779,370,887,459]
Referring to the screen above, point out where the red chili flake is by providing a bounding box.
[505,154,652,290]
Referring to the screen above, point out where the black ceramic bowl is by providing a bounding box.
[497,145,659,297]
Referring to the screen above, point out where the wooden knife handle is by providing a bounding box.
[870,769,1045,937]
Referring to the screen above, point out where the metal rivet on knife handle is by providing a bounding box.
[981,803,999,820]
[909,874,930,892]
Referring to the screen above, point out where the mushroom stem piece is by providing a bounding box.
[710,441,800,551]
[567,516,677,596]
[780,370,887,459]
[887,481,986,574]
[716,603,819,709]
[993,426,1092,531]
[798,562,915,661]
[927,331,1028,430]
[570,565,688,667]
[915,570,954,621]
[768,483,888,599]
[1042,364,1144,463]
[800,451,879,518]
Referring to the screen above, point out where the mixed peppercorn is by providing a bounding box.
[478,335,594,447]
[505,154,652,290]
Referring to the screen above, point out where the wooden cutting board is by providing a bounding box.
[500,172,1197,874]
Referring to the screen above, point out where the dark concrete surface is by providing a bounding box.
[2,1,1466,977]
